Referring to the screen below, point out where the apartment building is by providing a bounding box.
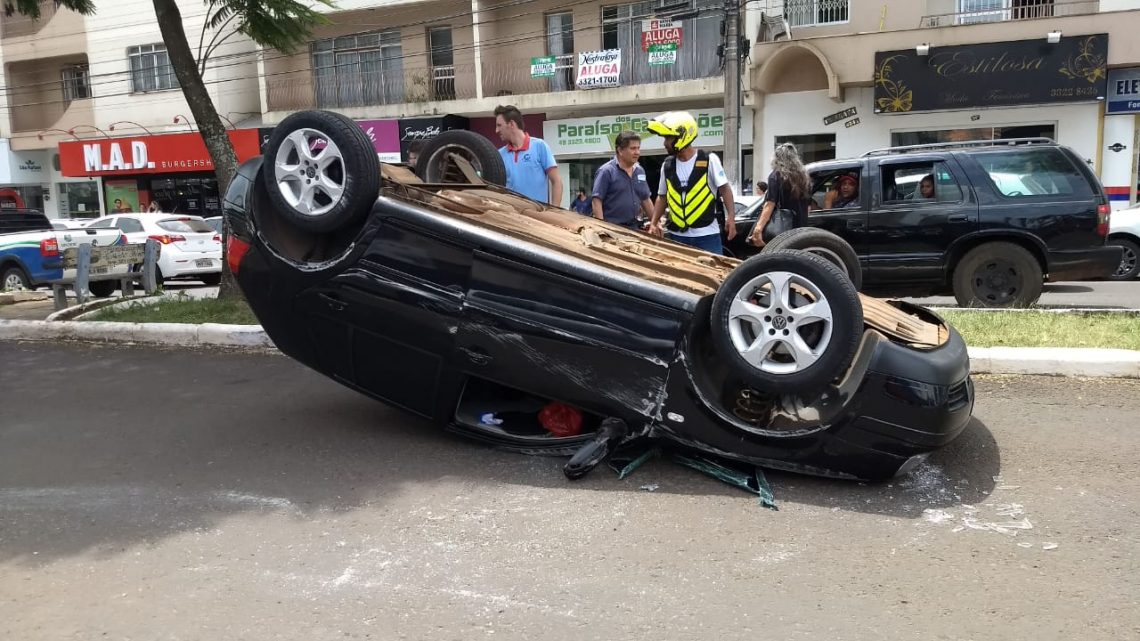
[749,0,1140,208]
[0,0,260,218]
[257,0,757,208]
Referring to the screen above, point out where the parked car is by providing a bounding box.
[223,110,975,482]
[51,218,96,231]
[83,213,223,286]
[1,209,61,291]
[204,216,223,233]
[1,210,123,295]
[1107,202,1140,280]
[726,139,1121,307]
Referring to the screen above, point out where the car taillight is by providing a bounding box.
[1097,204,1110,237]
[226,236,251,276]
[39,238,59,257]
[213,234,221,243]
[148,234,186,245]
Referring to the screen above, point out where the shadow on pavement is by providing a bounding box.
[0,342,996,566]
[1041,284,1095,294]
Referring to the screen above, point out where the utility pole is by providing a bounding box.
[722,0,741,187]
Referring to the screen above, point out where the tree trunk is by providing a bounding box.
[152,0,241,300]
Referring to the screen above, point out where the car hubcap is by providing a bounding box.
[273,128,346,217]
[726,270,834,375]
[3,273,24,290]
[973,260,1020,304]
[1115,246,1137,277]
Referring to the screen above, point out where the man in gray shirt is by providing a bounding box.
[591,131,654,229]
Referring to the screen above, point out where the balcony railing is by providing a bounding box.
[920,0,1099,28]
[265,48,722,112]
[758,0,850,27]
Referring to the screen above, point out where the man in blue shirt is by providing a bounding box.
[495,105,562,205]
[591,130,654,229]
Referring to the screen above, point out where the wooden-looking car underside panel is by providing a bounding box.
[380,164,946,348]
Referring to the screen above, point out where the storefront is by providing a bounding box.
[755,34,1110,190]
[58,130,261,217]
[1105,66,1140,209]
[541,107,755,208]
[0,141,50,212]
[398,115,469,164]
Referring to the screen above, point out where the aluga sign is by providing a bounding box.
[577,49,622,89]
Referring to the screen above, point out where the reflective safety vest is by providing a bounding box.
[663,150,717,231]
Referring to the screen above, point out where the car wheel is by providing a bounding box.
[416,130,508,186]
[261,110,379,234]
[710,250,863,395]
[199,273,222,286]
[87,280,117,298]
[1107,237,1140,281]
[1,265,31,291]
[761,227,863,290]
[953,242,1043,308]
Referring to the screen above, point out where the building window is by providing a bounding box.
[545,12,575,92]
[890,124,1057,147]
[128,44,178,93]
[428,27,455,101]
[957,0,1054,24]
[312,30,404,108]
[61,65,91,104]
[783,0,850,27]
[601,0,720,86]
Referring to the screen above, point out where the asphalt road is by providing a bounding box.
[2,342,1137,640]
[904,279,1140,309]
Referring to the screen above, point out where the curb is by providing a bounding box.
[0,320,275,350]
[2,320,1139,378]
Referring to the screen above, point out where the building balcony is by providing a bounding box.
[265,48,722,115]
[921,0,1100,28]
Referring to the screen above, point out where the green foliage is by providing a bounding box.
[87,293,258,325]
[207,0,334,54]
[941,310,1140,350]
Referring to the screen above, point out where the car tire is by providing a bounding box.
[416,129,508,187]
[1107,237,1140,281]
[761,227,863,290]
[710,250,864,395]
[87,280,117,298]
[199,273,222,286]
[261,110,379,234]
[953,242,1043,308]
[1,264,31,291]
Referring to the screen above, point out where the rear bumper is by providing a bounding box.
[1046,245,1122,281]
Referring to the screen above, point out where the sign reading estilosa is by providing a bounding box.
[577,49,622,90]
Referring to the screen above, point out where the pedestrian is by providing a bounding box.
[494,104,562,205]
[590,130,654,230]
[406,141,423,169]
[147,201,161,213]
[755,180,768,199]
[571,189,592,215]
[645,111,736,254]
[749,142,812,248]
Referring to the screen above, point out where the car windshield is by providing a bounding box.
[158,217,213,233]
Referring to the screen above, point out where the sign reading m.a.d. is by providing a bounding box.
[576,49,622,89]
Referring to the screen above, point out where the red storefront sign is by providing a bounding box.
[641,19,682,52]
[59,129,261,177]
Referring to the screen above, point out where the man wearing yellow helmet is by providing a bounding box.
[646,111,736,254]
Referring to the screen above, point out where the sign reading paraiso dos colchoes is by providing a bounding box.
[542,108,754,156]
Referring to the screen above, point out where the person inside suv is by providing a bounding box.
[912,174,936,200]
[824,174,860,209]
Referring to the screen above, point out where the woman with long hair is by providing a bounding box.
[749,142,813,248]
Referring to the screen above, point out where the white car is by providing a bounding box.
[84,213,223,285]
[1108,203,1140,280]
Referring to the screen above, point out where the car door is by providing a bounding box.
[297,220,472,419]
[866,155,978,285]
[454,251,681,422]
[806,162,870,267]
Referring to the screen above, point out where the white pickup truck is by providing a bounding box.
[1,210,126,296]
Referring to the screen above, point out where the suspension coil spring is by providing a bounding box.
[733,387,773,424]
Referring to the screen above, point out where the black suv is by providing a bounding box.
[728,139,1120,307]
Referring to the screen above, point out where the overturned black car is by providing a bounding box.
[223,110,974,482]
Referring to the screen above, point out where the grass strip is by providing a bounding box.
[939,310,1140,350]
[85,296,258,326]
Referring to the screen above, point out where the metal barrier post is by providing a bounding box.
[75,243,91,305]
[143,239,159,294]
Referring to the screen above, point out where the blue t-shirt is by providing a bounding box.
[499,134,557,203]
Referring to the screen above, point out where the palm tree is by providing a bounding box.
[4,0,333,297]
